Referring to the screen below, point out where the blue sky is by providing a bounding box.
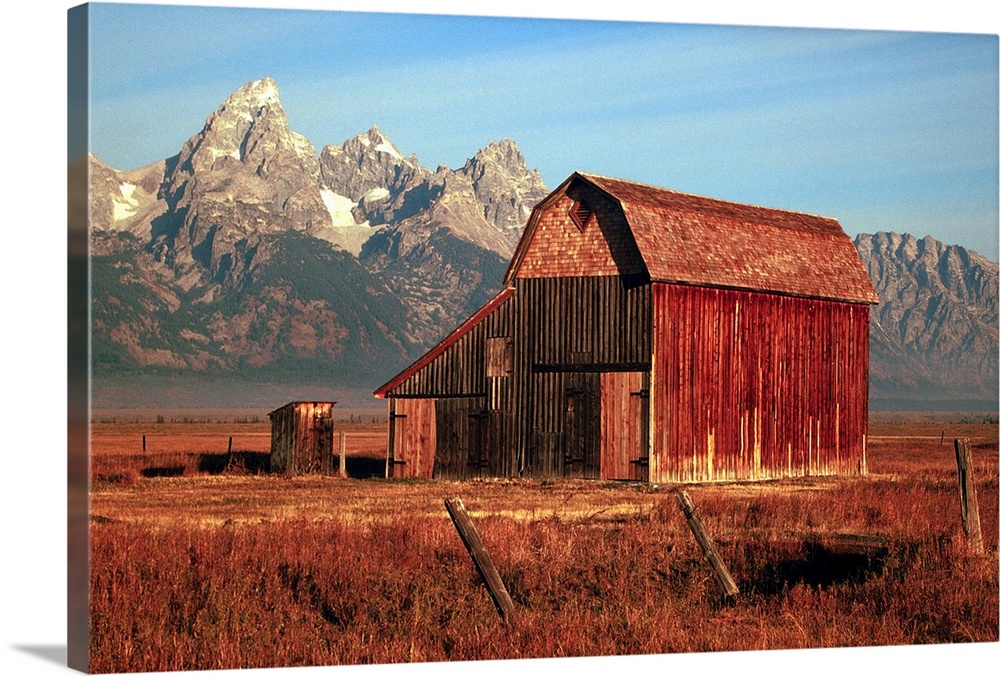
[84,1,999,258]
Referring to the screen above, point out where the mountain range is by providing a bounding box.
[85,78,998,411]
[856,231,997,408]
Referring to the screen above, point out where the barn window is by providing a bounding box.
[569,199,593,230]
[486,337,512,377]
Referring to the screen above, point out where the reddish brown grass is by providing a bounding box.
[87,423,999,673]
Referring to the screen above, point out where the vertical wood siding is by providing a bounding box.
[512,275,652,478]
[521,371,565,478]
[434,396,488,480]
[564,372,602,479]
[388,398,437,479]
[382,294,515,477]
[600,371,650,481]
[384,294,513,398]
[649,284,869,483]
[268,402,334,475]
[515,276,651,368]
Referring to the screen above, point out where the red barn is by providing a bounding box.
[375,172,878,482]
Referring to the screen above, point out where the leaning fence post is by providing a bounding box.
[674,490,739,599]
[444,497,516,623]
[954,438,984,554]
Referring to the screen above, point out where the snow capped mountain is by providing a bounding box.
[181,77,318,175]
[91,77,547,265]
[85,76,994,409]
[459,139,550,249]
[319,126,425,201]
[87,77,551,405]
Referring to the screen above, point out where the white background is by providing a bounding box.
[2,1,998,675]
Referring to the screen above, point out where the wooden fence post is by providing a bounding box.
[339,430,347,478]
[954,438,984,554]
[674,490,739,599]
[227,436,233,454]
[444,497,516,623]
[142,434,146,454]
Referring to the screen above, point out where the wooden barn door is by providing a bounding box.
[433,397,487,480]
[388,398,436,479]
[564,372,601,479]
[600,371,649,481]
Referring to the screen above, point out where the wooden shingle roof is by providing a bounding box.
[506,173,879,304]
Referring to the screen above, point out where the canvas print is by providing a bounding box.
[67,2,999,674]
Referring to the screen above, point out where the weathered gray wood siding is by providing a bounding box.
[510,275,652,478]
[383,295,514,399]
[268,402,335,475]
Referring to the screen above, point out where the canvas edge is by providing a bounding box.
[67,3,91,673]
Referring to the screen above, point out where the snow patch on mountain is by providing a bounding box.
[316,224,383,256]
[113,182,140,220]
[375,141,402,160]
[320,189,366,228]
[208,146,241,163]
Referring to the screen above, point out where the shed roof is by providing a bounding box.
[267,401,336,417]
[505,173,878,304]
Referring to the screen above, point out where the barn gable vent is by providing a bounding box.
[569,199,593,230]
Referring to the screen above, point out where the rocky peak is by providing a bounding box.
[855,232,997,310]
[459,138,549,246]
[176,77,319,177]
[352,125,407,161]
[854,231,998,402]
[319,126,425,202]
[466,139,530,176]
[150,78,331,289]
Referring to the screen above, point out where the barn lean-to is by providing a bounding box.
[375,172,878,483]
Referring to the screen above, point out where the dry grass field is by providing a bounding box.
[87,419,998,673]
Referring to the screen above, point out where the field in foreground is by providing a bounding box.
[87,422,998,673]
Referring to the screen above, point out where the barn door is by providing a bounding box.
[388,398,436,479]
[564,372,601,479]
[433,397,487,480]
[600,371,649,481]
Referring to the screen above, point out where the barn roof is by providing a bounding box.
[373,287,516,399]
[505,172,879,304]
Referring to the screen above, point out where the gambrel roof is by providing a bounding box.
[504,172,879,304]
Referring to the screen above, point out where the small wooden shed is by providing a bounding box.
[268,401,336,475]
